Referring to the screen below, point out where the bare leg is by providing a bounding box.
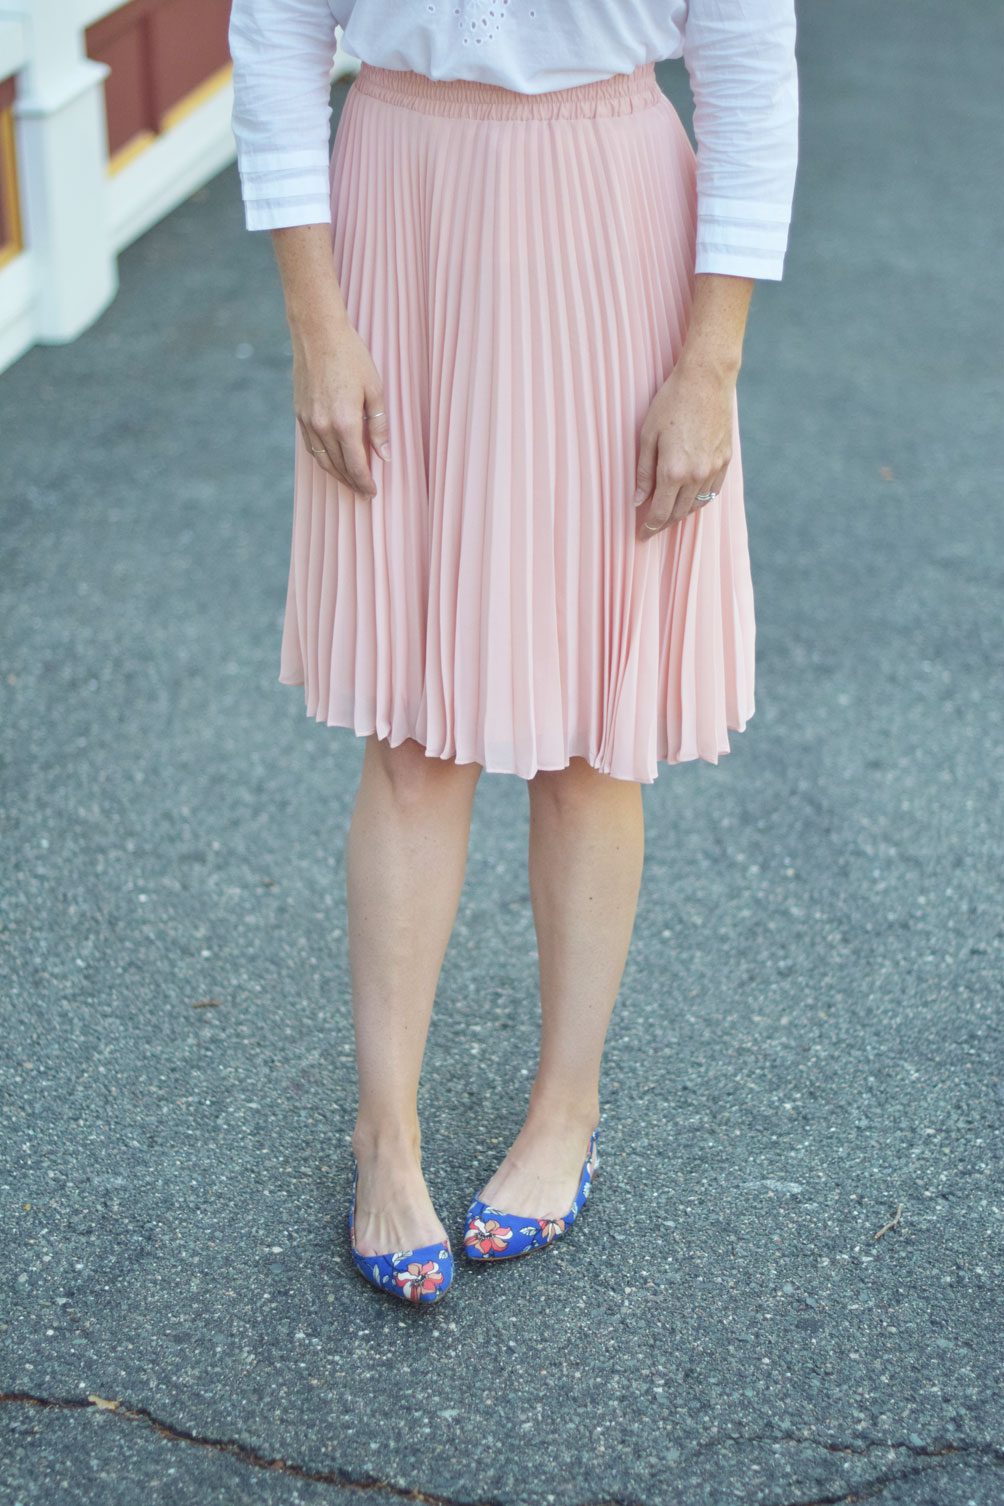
[476,757,644,1217]
[348,735,482,1256]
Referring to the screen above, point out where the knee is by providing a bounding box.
[368,735,479,815]
[528,756,620,819]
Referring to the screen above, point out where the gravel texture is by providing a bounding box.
[1,3,1002,1503]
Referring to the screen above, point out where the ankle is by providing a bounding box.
[523,1091,600,1138]
[351,1116,422,1163]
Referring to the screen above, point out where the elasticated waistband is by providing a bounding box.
[351,60,664,121]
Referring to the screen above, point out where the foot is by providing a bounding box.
[475,1113,598,1222]
[350,1143,449,1258]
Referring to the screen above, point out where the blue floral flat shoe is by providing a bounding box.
[348,1162,454,1304]
[463,1125,599,1261]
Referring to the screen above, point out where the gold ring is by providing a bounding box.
[643,520,660,531]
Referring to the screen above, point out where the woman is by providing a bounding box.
[228,0,798,1304]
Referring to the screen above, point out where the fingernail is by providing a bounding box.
[632,488,646,506]
[379,444,391,461]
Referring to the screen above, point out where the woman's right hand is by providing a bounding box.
[290,316,391,500]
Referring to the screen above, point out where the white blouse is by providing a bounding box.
[228,0,799,280]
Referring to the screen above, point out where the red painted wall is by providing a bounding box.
[85,0,231,156]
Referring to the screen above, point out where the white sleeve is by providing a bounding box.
[682,0,799,281]
[228,0,339,231]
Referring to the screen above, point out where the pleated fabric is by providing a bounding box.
[278,61,755,783]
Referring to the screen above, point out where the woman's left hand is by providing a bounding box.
[633,356,736,539]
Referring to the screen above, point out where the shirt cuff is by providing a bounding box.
[694,195,793,282]
[243,195,333,232]
[237,155,333,231]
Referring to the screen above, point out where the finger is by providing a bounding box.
[327,435,361,494]
[364,396,391,462]
[301,420,371,497]
[300,420,340,479]
[671,463,729,526]
[309,403,376,495]
[333,425,377,498]
[668,478,701,527]
[705,461,729,499]
[639,478,682,539]
[633,430,658,507]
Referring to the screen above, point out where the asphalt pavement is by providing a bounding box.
[2,2,1002,1503]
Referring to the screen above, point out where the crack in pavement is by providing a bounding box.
[2,1392,1002,1506]
[679,1435,1004,1506]
[695,1454,1003,1506]
[744,1456,1003,1506]
[1,1392,466,1504]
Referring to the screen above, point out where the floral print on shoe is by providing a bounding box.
[395,1259,447,1302]
[464,1216,514,1255]
[463,1125,600,1261]
[348,1165,454,1304]
[536,1216,566,1243]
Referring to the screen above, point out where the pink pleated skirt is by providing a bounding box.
[278,60,755,783]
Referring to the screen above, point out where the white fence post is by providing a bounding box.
[9,0,117,344]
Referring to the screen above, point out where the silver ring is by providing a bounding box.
[695,490,718,502]
[362,411,386,421]
[642,520,660,532]
[310,447,325,457]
